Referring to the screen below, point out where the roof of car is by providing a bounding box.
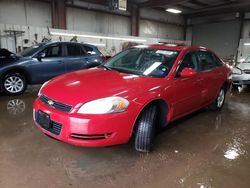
[135,44,207,51]
[44,41,96,48]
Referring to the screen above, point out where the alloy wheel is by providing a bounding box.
[4,76,24,94]
[217,89,225,108]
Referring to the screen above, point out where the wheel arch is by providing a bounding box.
[130,98,169,137]
[222,80,231,93]
[1,68,31,84]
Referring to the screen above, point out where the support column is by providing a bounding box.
[236,12,245,61]
[131,5,139,36]
[51,0,66,29]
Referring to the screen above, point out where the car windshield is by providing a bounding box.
[21,44,45,57]
[103,48,179,78]
[244,56,250,63]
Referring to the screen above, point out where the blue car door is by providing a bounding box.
[31,43,66,83]
[64,43,89,72]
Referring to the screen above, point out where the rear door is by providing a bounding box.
[64,43,89,72]
[172,51,203,118]
[31,43,66,83]
[196,51,224,105]
[82,45,104,67]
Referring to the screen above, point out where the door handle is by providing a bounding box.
[84,58,89,63]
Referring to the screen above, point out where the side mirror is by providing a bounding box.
[36,52,46,61]
[180,68,197,78]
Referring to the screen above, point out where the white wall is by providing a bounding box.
[66,7,131,36]
[0,0,185,41]
[139,20,184,40]
[139,8,185,40]
[0,0,51,27]
[140,8,185,26]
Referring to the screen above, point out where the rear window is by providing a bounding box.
[84,46,97,55]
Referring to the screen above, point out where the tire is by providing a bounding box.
[232,84,241,90]
[134,105,157,153]
[209,87,226,111]
[2,73,27,95]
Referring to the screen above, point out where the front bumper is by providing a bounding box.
[33,98,139,147]
[232,74,250,85]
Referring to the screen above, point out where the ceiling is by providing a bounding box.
[80,0,250,17]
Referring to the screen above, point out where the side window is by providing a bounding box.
[197,51,217,71]
[212,53,223,67]
[42,44,62,57]
[84,46,97,55]
[67,44,83,56]
[176,52,198,76]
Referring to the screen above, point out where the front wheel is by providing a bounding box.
[209,87,226,111]
[2,73,27,95]
[134,105,157,153]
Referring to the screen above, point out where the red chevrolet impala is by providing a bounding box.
[33,45,231,152]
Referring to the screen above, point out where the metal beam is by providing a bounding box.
[186,3,250,17]
[51,0,66,29]
[189,0,208,7]
[176,4,196,11]
[131,4,139,36]
[139,0,187,8]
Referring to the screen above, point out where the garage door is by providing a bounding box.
[192,20,240,59]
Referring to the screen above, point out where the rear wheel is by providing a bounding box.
[209,87,226,111]
[2,73,27,95]
[134,105,157,153]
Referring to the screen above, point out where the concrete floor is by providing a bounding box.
[0,87,250,188]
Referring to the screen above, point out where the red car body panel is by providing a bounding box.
[33,45,231,147]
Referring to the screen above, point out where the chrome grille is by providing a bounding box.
[39,94,72,113]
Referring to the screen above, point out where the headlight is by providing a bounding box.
[232,67,242,75]
[38,81,49,97]
[78,97,129,114]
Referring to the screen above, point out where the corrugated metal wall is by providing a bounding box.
[0,0,51,27]
[0,0,185,40]
[66,8,131,36]
[192,21,240,59]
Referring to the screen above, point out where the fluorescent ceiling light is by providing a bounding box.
[244,43,250,46]
[50,32,147,42]
[166,8,182,14]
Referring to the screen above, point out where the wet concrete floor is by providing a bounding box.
[0,86,250,188]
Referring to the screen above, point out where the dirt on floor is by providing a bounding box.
[0,87,249,188]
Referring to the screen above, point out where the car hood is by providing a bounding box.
[0,56,26,66]
[237,63,250,70]
[41,68,163,107]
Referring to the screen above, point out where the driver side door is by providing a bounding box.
[172,51,203,119]
[31,43,66,83]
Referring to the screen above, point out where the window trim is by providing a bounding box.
[175,50,200,78]
[40,43,63,58]
[197,50,219,72]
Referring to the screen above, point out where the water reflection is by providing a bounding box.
[6,99,26,115]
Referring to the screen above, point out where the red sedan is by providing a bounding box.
[33,45,231,152]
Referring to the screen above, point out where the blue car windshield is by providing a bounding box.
[21,44,45,57]
[103,48,179,78]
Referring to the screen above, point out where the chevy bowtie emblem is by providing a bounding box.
[48,100,54,106]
